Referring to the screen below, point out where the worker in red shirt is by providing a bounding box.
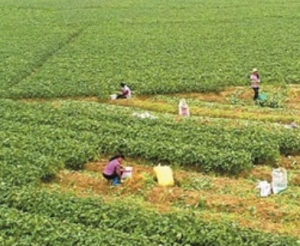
[117,83,131,99]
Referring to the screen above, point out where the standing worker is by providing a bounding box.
[103,154,125,185]
[250,68,261,101]
[117,83,131,99]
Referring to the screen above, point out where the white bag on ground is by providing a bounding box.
[178,99,190,117]
[272,168,287,194]
[256,180,271,197]
[132,111,157,119]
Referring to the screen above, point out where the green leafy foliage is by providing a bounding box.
[1,0,300,98]
[0,185,298,246]
[0,205,155,246]
[2,99,300,181]
[1,0,300,243]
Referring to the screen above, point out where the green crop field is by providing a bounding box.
[1,0,300,98]
[1,0,300,245]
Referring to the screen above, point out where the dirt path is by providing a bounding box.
[44,156,300,238]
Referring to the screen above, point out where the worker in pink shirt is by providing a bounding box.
[103,154,125,185]
[117,83,131,99]
[250,68,261,101]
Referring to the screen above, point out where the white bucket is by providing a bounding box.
[121,167,133,179]
[110,94,117,100]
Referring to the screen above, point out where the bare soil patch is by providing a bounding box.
[45,157,300,237]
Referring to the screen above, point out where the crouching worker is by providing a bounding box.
[103,154,125,186]
[117,83,131,99]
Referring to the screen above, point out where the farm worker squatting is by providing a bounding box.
[103,154,125,186]
[117,83,131,99]
[250,68,261,101]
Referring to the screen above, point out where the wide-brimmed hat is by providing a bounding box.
[252,68,258,73]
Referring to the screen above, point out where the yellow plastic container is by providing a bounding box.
[153,165,174,186]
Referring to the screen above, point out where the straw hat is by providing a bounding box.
[252,68,258,73]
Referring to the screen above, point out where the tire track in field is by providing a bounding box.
[9,27,84,89]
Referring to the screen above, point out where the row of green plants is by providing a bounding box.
[0,185,299,245]
[0,104,251,176]
[0,205,153,246]
[2,99,300,180]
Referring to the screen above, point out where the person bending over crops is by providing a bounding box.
[250,68,261,100]
[103,154,124,185]
[117,83,131,99]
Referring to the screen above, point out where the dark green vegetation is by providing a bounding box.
[0,185,298,246]
[1,0,300,98]
[1,99,300,244]
[2,99,300,178]
[1,0,300,245]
